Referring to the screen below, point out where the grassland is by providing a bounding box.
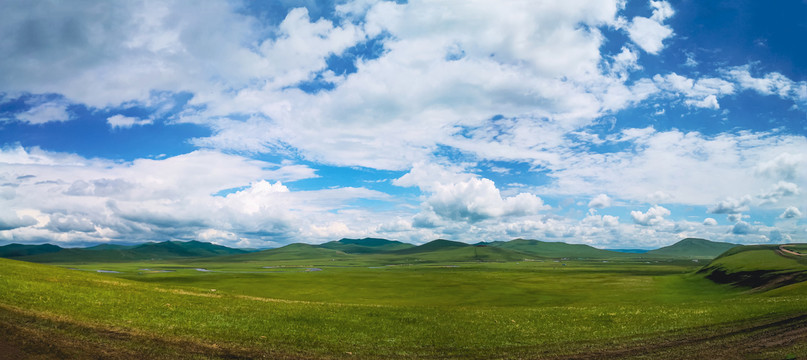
[1,242,806,359]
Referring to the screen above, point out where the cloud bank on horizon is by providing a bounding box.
[0,0,805,248]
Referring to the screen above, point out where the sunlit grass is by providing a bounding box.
[2,255,807,358]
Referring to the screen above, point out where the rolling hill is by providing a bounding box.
[318,237,415,254]
[389,239,471,255]
[489,239,633,258]
[0,243,62,258]
[0,240,249,263]
[646,238,738,259]
[217,243,354,262]
[698,244,807,291]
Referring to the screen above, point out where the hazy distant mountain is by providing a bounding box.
[0,240,249,263]
[390,239,470,255]
[645,238,737,259]
[489,239,632,258]
[318,238,415,254]
[0,243,62,258]
[220,243,353,261]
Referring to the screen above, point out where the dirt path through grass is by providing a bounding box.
[780,245,806,257]
[553,313,807,360]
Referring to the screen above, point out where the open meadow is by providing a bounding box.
[2,242,807,359]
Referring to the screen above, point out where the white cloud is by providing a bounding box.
[725,65,803,98]
[727,213,745,223]
[107,115,153,129]
[0,211,38,231]
[755,153,805,181]
[703,218,717,226]
[178,0,650,170]
[626,1,675,54]
[588,194,612,209]
[732,221,755,235]
[780,207,802,219]
[758,181,800,204]
[708,196,751,214]
[395,163,548,224]
[649,0,675,22]
[16,100,71,124]
[631,205,671,226]
[543,128,807,207]
[0,146,394,246]
[653,73,734,109]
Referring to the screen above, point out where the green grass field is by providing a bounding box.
[1,244,807,359]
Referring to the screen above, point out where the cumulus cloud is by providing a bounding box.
[780,206,802,219]
[755,153,805,181]
[708,196,751,214]
[653,73,734,109]
[0,212,38,231]
[626,1,675,54]
[588,194,612,209]
[768,230,792,243]
[395,163,548,224]
[630,205,670,226]
[543,128,807,207]
[758,181,800,204]
[731,221,755,235]
[727,213,745,223]
[0,146,391,247]
[703,218,718,226]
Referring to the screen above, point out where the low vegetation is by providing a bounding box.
[1,238,805,359]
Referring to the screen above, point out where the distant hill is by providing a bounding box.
[390,239,470,255]
[220,243,353,262]
[318,238,414,254]
[645,238,737,259]
[489,239,632,259]
[698,244,807,291]
[2,240,249,263]
[386,245,532,263]
[0,243,62,258]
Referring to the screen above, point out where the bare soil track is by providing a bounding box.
[2,304,806,359]
[550,313,807,360]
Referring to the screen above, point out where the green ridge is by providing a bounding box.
[490,239,632,258]
[646,238,738,259]
[318,238,414,254]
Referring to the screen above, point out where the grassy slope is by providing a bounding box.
[646,238,738,259]
[698,244,807,290]
[389,239,470,255]
[10,241,248,263]
[489,239,633,259]
[318,238,415,254]
[0,243,62,257]
[217,243,355,262]
[3,257,807,359]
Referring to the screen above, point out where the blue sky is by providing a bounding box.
[0,0,805,248]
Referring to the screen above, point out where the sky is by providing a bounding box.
[0,0,805,249]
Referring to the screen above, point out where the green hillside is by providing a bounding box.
[84,244,135,251]
[390,239,470,255]
[219,243,353,261]
[7,240,248,263]
[318,237,414,254]
[698,244,807,290]
[0,243,62,258]
[646,238,738,259]
[490,239,632,259]
[392,245,532,262]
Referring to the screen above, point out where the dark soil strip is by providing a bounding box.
[0,305,315,360]
[552,314,807,360]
